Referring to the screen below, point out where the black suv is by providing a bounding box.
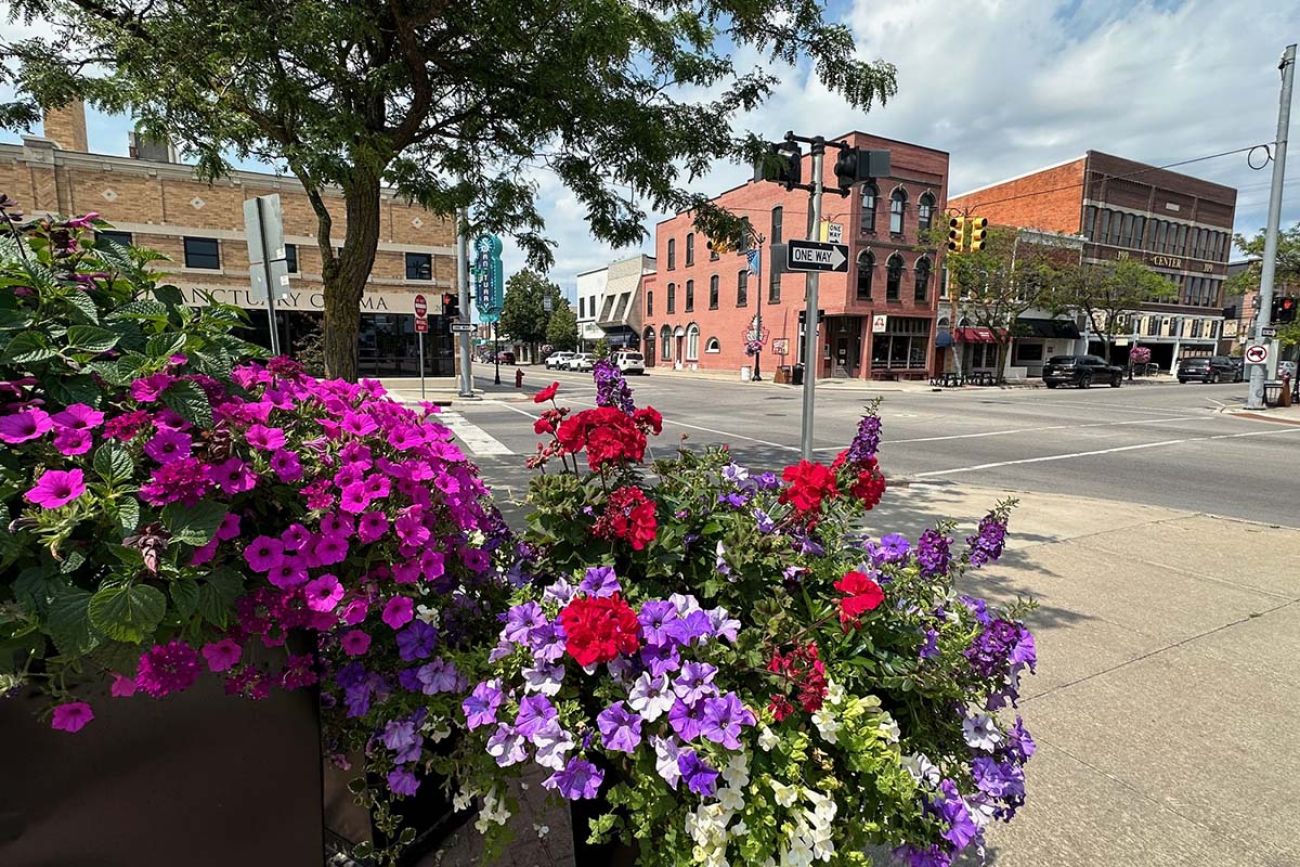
[1042,355,1125,388]
[1177,356,1240,384]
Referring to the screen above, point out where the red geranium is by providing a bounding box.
[534,381,560,403]
[834,570,884,628]
[557,406,647,470]
[632,406,663,436]
[832,450,886,509]
[593,485,658,550]
[534,417,554,435]
[767,641,828,715]
[559,594,641,667]
[779,460,839,516]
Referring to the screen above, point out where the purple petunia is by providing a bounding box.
[596,701,643,753]
[514,694,557,740]
[638,600,687,647]
[387,767,420,797]
[578,565,621,598]
[503,602,547,645]
[676,749,719,797]
[486,724,528,767]
[672,662,718,704]
[396,620,438,661]
[463,680,504,730]
[543,756,604,800]
[699,692,755,750]
[667,698,707,742]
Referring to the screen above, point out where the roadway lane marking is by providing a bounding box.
[438,411,514,456]
[914,425,1300,478]
[971,397,1199,417]
[811,414,1208,450]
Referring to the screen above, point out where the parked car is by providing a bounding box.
[1177,356,1238,384]
[567,352,594,372]
[494,350,515,365]
[545,351,575,370]
[614,351,645,375]
[1041,355,1124,388]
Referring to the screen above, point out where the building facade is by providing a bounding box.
[950,151,1237,372]
[644,132,949,380]
[575,266,608,348]
[2,102,459,376]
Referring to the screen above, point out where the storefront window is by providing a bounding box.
[869,317,930,370]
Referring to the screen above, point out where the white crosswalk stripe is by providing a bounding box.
[437,411,514,456]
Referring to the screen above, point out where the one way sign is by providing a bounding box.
[786,239,849,273]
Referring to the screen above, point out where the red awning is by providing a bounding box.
[954,326,998,344]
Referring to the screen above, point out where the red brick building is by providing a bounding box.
[950,151,1237,371]
[643,132,949,380]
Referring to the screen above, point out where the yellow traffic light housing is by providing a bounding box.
[968,217,989,252]
[947,216,966,253]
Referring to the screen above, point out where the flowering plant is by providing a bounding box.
[457,367,1038,867]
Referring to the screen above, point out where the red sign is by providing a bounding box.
[415,317,429,333]
[413,294,427,317]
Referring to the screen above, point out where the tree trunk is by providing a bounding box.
[321,165,383,382]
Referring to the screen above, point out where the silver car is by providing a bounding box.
[567,352,594,372]
[615,351,645,375]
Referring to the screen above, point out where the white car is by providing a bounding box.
[567,352,594,372]
[614,351,645,375]
[545,351,574,370]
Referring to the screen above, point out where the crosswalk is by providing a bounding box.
[436,411,514,456]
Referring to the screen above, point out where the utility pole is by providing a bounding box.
[1247,43,1295,410]
[799,137,827,460]
[456,208,474,397]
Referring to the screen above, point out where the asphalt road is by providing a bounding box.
[451,368,1300,527]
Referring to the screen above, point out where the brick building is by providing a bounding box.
[1,102,459,376]
[644,132,949,380]
[950,151,1237,371]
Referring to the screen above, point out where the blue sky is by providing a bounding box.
[4,0,1296,298]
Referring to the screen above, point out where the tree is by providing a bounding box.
[1052,259,1177,361]
[1228,222,1300,293]
[499,270,563,360]
[545,300,578,352]
[2,0,896,380]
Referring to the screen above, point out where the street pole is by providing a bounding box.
[418,330,426,400]
[252,197,281,356]
[494,322,501,386]
[1247,43,1295,410]
[456,208,474,397]
[799,138,826,460]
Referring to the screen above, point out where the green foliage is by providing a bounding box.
[499,270,564,348]
[1051,258,1177,349]
[544,299,579,352]
[592,338,611,360]
[1228,221,1300,293]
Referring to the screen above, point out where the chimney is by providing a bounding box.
[41,100,89,152]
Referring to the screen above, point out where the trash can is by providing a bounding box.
[775,365,791,385]
[792,363,805,386]
[740,365,752,382]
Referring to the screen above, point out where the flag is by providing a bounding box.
[746,248,761,278]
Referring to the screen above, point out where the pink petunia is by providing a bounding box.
[392,561,421,584]
[341,597,369,626]
[207,458,257,495]
[53,426,93,456]
[421,551,446,581]
[319,512,354,538]
[51,403,104,431]
[339,482,371,515]
[266,563,309,589]
[144,429,192,464]
[216,512,242,541]
[394,511,430,548]
[357,511,389,544]
[382,597,415,630]
[281,523,312,551]
[310,534,349,567]
[110,673,137,698]
[243,536,285,573]
[0,407,53,444]
[270,449,303,482]
[130,372,174,402]
[190,536,220,566]
[340,629,372,657]
[304,574,345,612]
[50,701,94,732]
[202,638,243,673]
[246,424,287,451]
[25,469,86,509]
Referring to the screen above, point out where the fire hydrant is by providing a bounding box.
[515,367,524,389]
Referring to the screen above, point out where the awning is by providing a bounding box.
[1019,318,1081,339]
[954,326,998,344]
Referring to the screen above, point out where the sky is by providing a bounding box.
[3,0,1297,302]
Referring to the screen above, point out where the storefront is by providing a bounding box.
[869,316,931,378]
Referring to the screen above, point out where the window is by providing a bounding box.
[1175,224,1187,256]
[667,283,676,314]
[685,279,695,312]
[918,193,935,232]
[868,316,931,370]
[1119,213,1133,247]
[405,252,433,280]
[705,337,721,353]
[856,250,874,300]
[1132,217,1146,250]
[646,290,654,316]
[686,324,700,361]
[183,237,221,270]
[1147,316,1160,336]
[1191,319,1202,339]
[914,257,931,302]
[284,243,299,274]
[661,325,673,361]
[889,188,907,235]
[1097,212,1111,247]
[769,271,781,304]
[886,254,903,301]
[736,270,748,307]
[1014,342,1044,363]
[95,230,133,250]
[709,241,719,261]
[771,206,783,245]
[1083,206,1097,240]
[861,183,878,232]
[667,238,676,270]
[709,275,719,309]
[686,233,695,266]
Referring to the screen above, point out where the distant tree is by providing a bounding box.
[2,0,896,379]
[1052,259,1177,360]
[1228,222,1300,293]
[545,300,578,352]
[499,270,563,360]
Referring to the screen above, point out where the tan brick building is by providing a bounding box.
[1,102,460,376]
[645,131,949,381]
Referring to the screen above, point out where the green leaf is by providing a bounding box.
[44,375,102,408]
[46,587,97,655]
[153,283,185,309]
[59,549,86,575]
[146,332,187,359]
[87,583,167,643]
[107,299,169,322]
[112,497,141,534]
[161,379,212,428]
[161,500,227,546]
[62,287,100,323]
[170,578,200,620]
[66,325,120,353]
[198,569,244,628]
[93,441,135,484]
[3,330,57,364]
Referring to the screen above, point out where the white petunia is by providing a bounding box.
[758,724,779,752]
[652,735,683,788]
[628,671,676,722]
[522,662,564,696]
[962,712,1003,752]
[770,779,800,807]
[902,752,941,787]
[811,704,840,743]
[878,716,901,743]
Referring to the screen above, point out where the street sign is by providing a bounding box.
[414,318,429,334]
[414,294,428,317]
[451,322,476,333]
[787,239,849,273]
[1245,343,1270,365]
[819,221,843,244]
[1262,326,1277,338]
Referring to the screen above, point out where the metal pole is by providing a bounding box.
[799,140,825,459]
[1247,43,1295,410]
[256,197,281,356]
[456,208,474,397]
[494,322,501,386]
[418,330,426,400]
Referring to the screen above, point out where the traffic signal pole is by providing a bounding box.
[799,138,826,460]
[456,208,474,397]
[1247,43,1295,411]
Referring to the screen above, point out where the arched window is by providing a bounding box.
[886,254,903,301]
[643,327,656,365]
[686,324,700,361]
[770,206,783,245]
[861,183,878,232]
[889,188,907,235]
[661,325,673,361]
[667,282,676,314]
[918,192,935,232]
[706,337,721,353]
[914,257,931,302]
[856,249,874,300]
[667,238,676,270]
[686,233,695,266]
[646,290,653,316]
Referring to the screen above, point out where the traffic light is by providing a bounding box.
[968,217,989,252]
[1275,295,1298,324]
[754,141,802,189]
[947,216,966,253]
[443,292,460,320]
[832,147,891,192]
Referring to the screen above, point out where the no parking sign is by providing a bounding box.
[1245,344,1269,365]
